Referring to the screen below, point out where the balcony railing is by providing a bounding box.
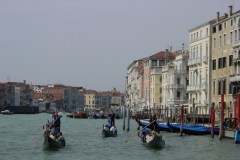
[166,84,184,89]
[202,56,208,63]
[230,74,240,82]
[233,40,240,48]
[187,84,201,91]
[201,83,208,90]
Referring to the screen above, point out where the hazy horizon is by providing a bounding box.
[0,0,238,92]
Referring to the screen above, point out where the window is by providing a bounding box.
[231,20,233,26]
[229,55,233,66]
[213,81,215,95]
[219,24,222,31]
[152,60,157,66]
[218,80,221,95]
[223,79,226,94]
[200,45,202,57]
[160,87,162,93]
[218,58,222,69]
[235,30,237,42]
[177,77,180,84]
[230,32,233,43]
[219,36,222,47]
[224,34,226,45]
[213,26,216,33]
[224,22,226,28]
[213,38,216,48]
[206,28,209,36]
[229,83,233,94]
[212,60,216,70]
[160,75,162,82]
[177,91,181,98]
[223,57,226,68]
[206,43,208,55]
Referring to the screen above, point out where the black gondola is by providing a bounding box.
[139,128,165,148]
[102,124,117,137]
[43,133,65,148]
[43,114,66,149]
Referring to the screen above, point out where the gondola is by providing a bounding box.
[43,113,66,149]
[234,129,240,144]
[102,124,117,137]
[139,128,165,148]
[138,119,171,132]
[167,123,213,135]
[43,133,65,148]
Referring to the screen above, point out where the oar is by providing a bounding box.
[124,120,156,143]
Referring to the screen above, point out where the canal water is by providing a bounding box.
[0,113,239,160]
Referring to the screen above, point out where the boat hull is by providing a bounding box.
[102,129,117,137]
[143,136,165,148]
[43,135,65,149]
[234,130,240,144]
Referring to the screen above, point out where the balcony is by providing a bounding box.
[233,54,240,62]
[166,84,184,90]
[188,57,201,66]
[233,40,240,48]
[201,83,208,90]
[187,84,201,92]
[230,74,240,82]
[202,56,208,64]
[188,59,197,66]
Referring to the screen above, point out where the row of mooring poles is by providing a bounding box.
[210,93,240,139]
[122,105,130,131]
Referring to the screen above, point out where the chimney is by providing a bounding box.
[224,13,228,18]
[182,43,185,54]
[169,46,172,52]
[217,12,220,22]
[229,5,233,16]
[23,80,26,84]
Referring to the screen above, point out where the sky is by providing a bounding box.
[0,0,238,92]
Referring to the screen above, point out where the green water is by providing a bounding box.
[0,113,239,160]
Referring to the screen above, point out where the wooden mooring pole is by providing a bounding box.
[123,105,126,130]
[127,107,130,131]
[234,100,237,121]
[219,94,224,140]
[180,105,184,136]
[211,107,215,138]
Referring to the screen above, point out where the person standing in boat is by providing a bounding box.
[110,111,115,126]
[54,113,61,132]
[149,114,160,132]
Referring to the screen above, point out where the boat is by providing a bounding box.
[43,133,65,148]
[43,114,66,149]
[66,112,75,118]
[74,111,88,118]
[139,128,165,148]
[167,123,208,135]
[234,129,240,144]
[102,124,117,137]
[93,113,107,119]
[137,119,171,132]
[1,110,13,115]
